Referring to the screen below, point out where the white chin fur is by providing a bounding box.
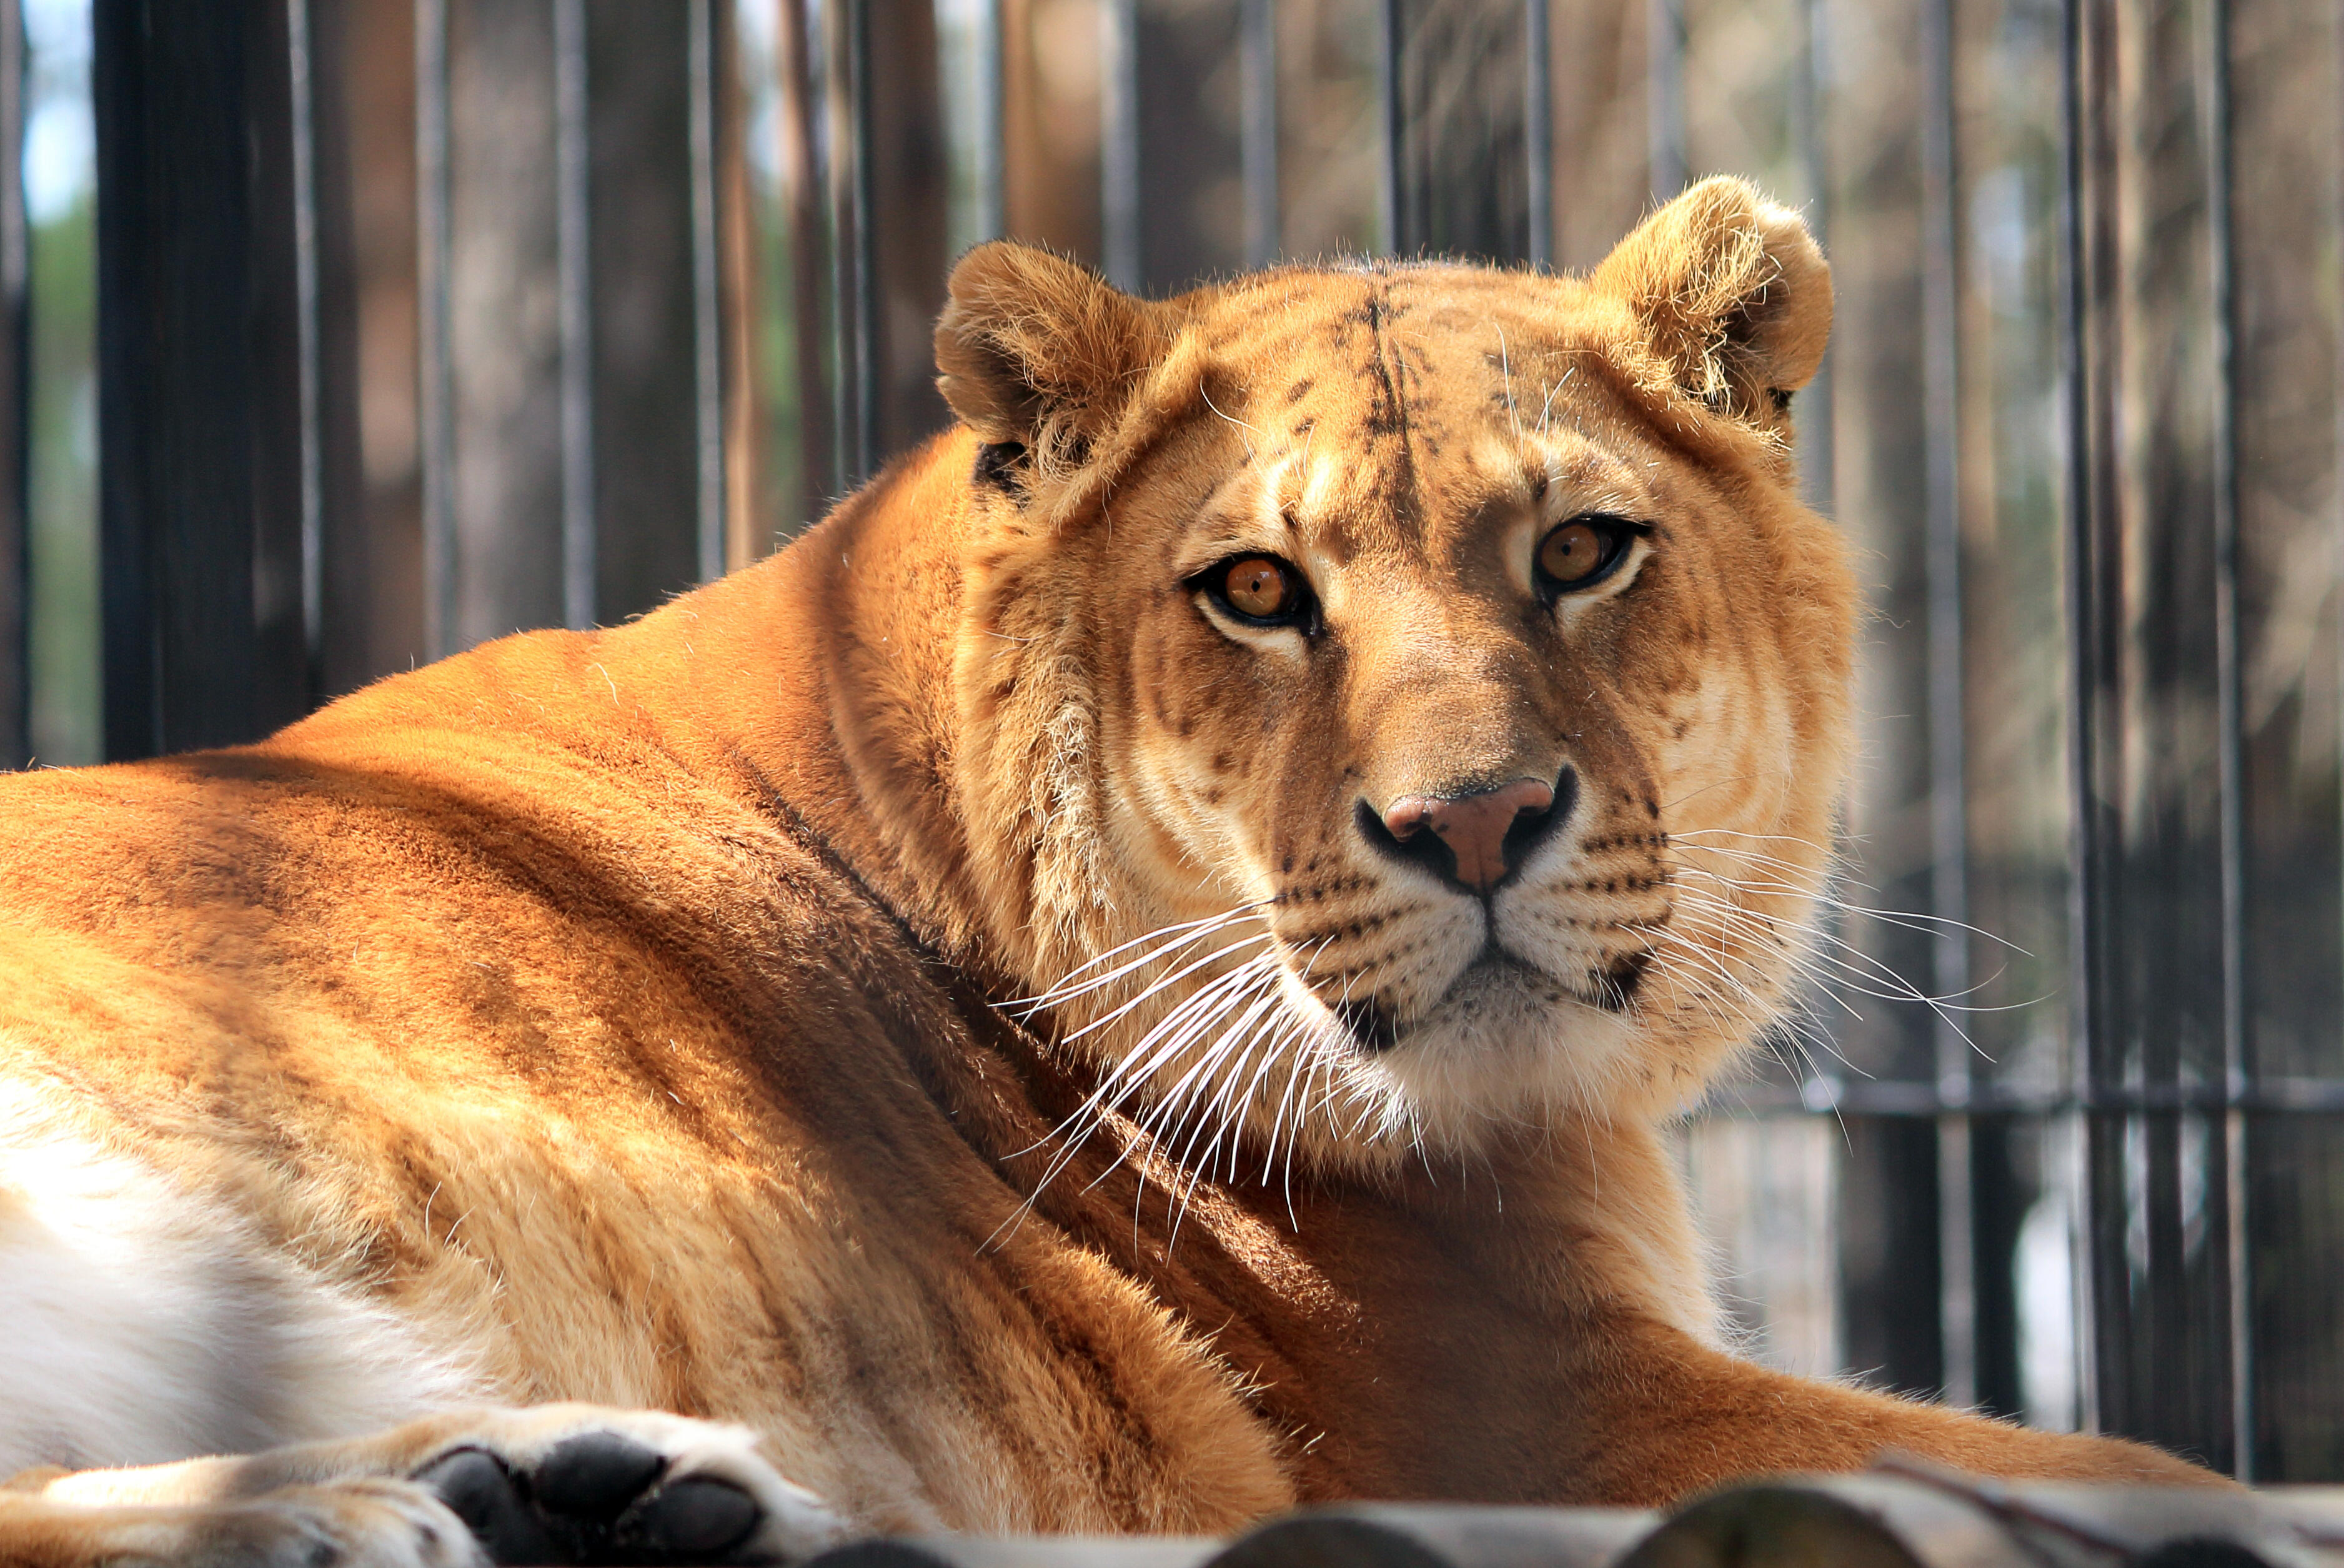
[1271,962,1644,1156]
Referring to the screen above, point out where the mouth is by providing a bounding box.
[1576,948,1651,1013]
[1334,996,1401,1053]
[1332,945,1649,1054]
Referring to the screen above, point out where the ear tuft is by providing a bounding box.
[935,243,1169,478]
[1591,176,1831,428]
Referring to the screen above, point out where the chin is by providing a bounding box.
[1290,960,1652,1159]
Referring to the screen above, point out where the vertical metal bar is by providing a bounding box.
[1789,0,1827,246]
[773,0,830,515]
[415,0,455,660]
[2058,0,2110,1436]
[0,0,28,768]
[973,0,1005,241]
[1646,0,1684,201]
[2202,0,2251,1480]
[1100,0,1140,289]
[1918,0,1975,1414]
[688,0,725,582]
[1523,0,1550,270]
[553,0,593,628]
[848,0,875,481]
[1788,0,1832,515]
[1376,0,1401,254]
[1240,0,1278,268]
[287,0,324,678]
[822,0,855,488]
[297,0,367,697]
[717,0,760,573]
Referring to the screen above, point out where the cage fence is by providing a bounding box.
[0,0,2337,1483]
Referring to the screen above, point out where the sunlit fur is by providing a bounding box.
[0,179,2217,1562]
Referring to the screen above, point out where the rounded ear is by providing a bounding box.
[934,242,1173,477]
[1590,176,1832,429]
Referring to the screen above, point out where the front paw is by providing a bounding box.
[407,1408,843,1566]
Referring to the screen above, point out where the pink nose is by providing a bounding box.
[1381,778,1557,893]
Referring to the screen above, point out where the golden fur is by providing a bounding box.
[0,179,2213,1567]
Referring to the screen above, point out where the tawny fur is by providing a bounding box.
[0,179,2214,1562]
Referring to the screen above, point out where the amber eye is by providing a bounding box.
[1218,555,1302,621]
[1534,515,1634,593]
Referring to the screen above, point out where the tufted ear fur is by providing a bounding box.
[1591,176,1831,430]
[935,242,1174,484]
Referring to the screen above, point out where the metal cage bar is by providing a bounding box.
[688,0,725,583]
[1101,0,1140,290]
[287,0,324,677]
[2058,0,2111,1442]
[972,0,1005,244]
[553,0,593,631]
[414,0,454,660]
[1787,0,1831,519]
[2202,0,2252,1481]
[1646,0,1683,201]
[1376,0,1400,255]
[1523,0,1549,270]
[1917,0,1975,1414]
[0,0,27,770]
[1240,0,1278,269]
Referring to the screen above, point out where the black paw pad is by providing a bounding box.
[417,1431,767,1566]
[618,1476,761,1559]
[536,1433,667,1524]
[414,1447,560,1566]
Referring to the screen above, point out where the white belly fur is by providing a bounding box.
[0,1078,479,1476]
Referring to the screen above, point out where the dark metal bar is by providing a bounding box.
[822,0,855,488]
[1788,0,1830,514]
[1100,0,1139,289]
[773,0,830,516]
[1789,0,1825,240]
[1376,0,1400,254]
[244,0,309,723]
[1917,0,1974,1413]
[2058,0,2118,1442]
[0,0,26,769]
[581,1,703,618]
[715,0,757,570]
[818,0,877,485]
[94,0,310,757]
[2201,0,2250,1481]
[973,0,1005,242]
[1523,0,1549,270]
[415,0,455,660]
[1368,5,1534,285]
[688,0,723,582]
[1646,0,1684,201]
[848,0,874,482]
[862,0,947,447]
[1240,0,1278,269]
[2045,0,2237,1467]
[297,0,366,698]
[287,0,324,673]
[554,0,593,629]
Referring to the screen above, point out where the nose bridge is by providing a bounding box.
[1346,591,1554,803]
